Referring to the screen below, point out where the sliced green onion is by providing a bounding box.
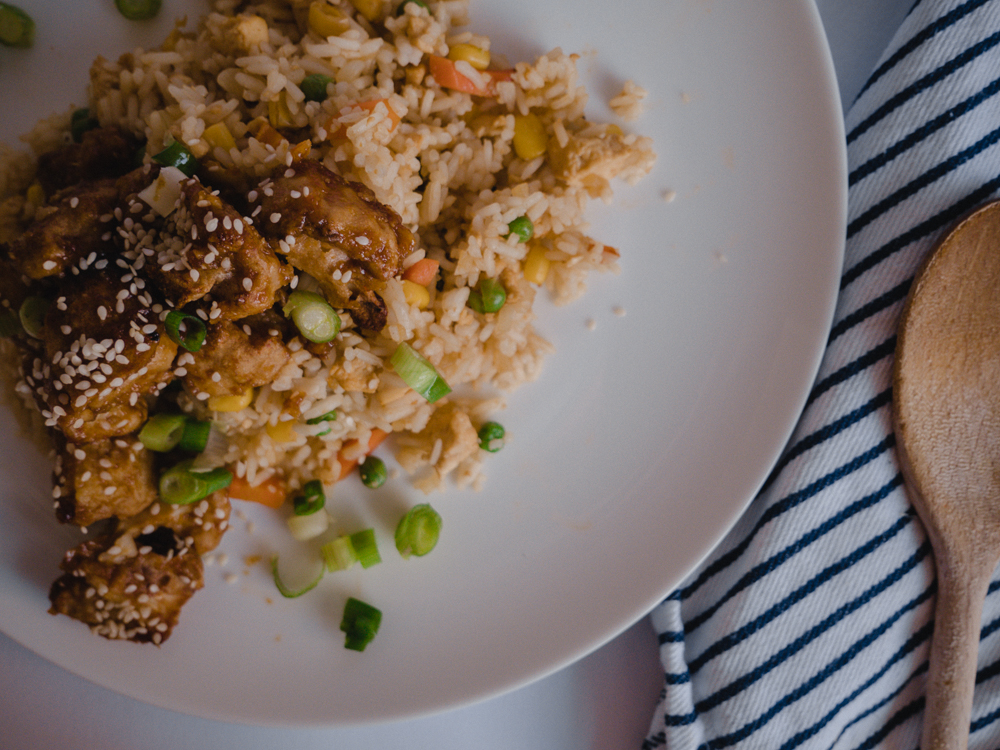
[396,0,428,15]
[70,108,100,144]
[115,0,162,21]
[394,503,442,559]
[350,528,381,568]
[153,140,199,177]
[164,310,207,352]
[178,419,211,453]
[159,461,233,505]
[341,597,381,652]
[0,3,34,48]
[321,535,358,572]
[282,290,341,343]
[292,479,325,516]
[286,510,329,541]
[18,296,48,339]
[139,413,187,452]
[505,216,534,243]
[477,421,505,452]
[271,556,324,598]
[0,308,22,337]
[306,410,337,425]
[300,73,333,102]
[389,342,451,403]
[359,456,387,488]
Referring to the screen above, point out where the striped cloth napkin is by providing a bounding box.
[643,1,1000,748]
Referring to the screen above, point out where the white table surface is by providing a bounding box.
[0,2,913,747]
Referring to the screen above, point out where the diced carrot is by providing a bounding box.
[251,118,285,148]
[227,474,288,509]
[428,55,512,97]
[336,428,389,481]
[401,258,439,286]
[327,99,401,140]
[290,139,312,161]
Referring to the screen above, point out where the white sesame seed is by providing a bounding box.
[69,197,80,208]
[97,306,107,321]
[42,260,57,271]
[242,277,253,291]
[270,213,281,223]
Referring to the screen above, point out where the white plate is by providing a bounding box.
[0,0,845,726]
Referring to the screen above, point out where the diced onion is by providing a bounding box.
[137,166,188,217]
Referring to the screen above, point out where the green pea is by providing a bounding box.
[505,216,534,243]
[359,456,387,489]
[477,422,505,452]
[300,74,333,102]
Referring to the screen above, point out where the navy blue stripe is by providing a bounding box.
[688,509,911,671]
[662,710,699,728]
[663,671,691,686]
[761,389,893,492]
[976,655,1000,685]
[807,337,896,406]
[640,732,666,750]
[696,544,933,718]
[990,579,1000,595]
[847,124,1000,240]
[829,280,912,344]
[981,613,1000,640]
[686,473,904,639]
[854,0,993,101]
[679,437,895,602]
[828,654,931,748]
[657,629,684,645]
[850,696,924,750]
[840,173,1000,291]
[851,75,1000,186]
[971,704,1000,733]
[700,574,935,748]
[846,28,1000,145]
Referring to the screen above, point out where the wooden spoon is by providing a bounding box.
[893,198,1000,750]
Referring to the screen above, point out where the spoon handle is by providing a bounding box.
[922,568,990,750]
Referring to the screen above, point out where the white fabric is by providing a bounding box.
[644,1,1000,747]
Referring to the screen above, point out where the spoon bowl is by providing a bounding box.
[893,198,1000,750]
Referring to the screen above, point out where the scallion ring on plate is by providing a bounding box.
[18,296,48,339]
[159,461,232,505]
[389,342,451,403]
[164,310,207,352]
[340,596,382,651]
[178,419,212,453]
[271,556,325,599]
[282,290,341,343]
[153,140,199,177]
[394,503,442,559]
[115,0,163,20]
[138,413,188,452]
[292,479,326,516]
[0,3,34,48]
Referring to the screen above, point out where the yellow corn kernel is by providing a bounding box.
[448,43,490,71]
[266,420,299,443]
[203,121,236,152]
[522,244,550,285]
[308,2,350,37]
[605,123,624,137]
[401,279,431,309]
[268,93,295,129]
[513,113,548,161]
[349,0,383,22]
[25,182,45,207]
[208,387,255,413]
